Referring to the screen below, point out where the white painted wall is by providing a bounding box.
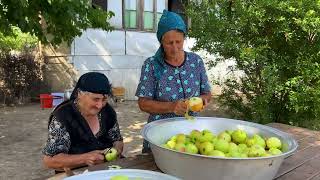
[70,30,158,100]
[70,29,239,100]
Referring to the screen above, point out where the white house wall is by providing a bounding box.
[126,31,159,57]
[70,28,240,100]
[73,30,125,55]
[71,29,158,100]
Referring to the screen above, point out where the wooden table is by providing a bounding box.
[43,123,320,180]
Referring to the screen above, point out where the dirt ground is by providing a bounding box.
[0,99,226,180]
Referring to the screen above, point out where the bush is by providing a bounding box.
[0,26,40,105]
[186,0,320,129]
[0,53,42,105]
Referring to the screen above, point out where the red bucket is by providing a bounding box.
[40,94,53,108]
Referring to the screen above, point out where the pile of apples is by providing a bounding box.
[162,129,283,158]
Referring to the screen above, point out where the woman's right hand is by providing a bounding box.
[172,100,188,115]
[82,150,105,166]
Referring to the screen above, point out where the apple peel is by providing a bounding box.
[108,165,122,170]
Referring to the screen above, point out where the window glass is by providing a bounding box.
[156,0,166,29]
[125,0,137,28]
[143,1,154,30]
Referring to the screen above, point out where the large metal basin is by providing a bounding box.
[141,117,298,180]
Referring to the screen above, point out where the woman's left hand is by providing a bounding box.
[200,93,212,111]
[113,141,124,156]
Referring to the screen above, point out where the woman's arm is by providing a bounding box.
[107,118,124,155]
[138,97,188,116]
[43,150,104,169]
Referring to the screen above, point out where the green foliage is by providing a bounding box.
[186,0,320,129]
[0,0,114,45]
[0,26,38,52]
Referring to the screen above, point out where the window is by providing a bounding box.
[143,1,154,30]
[123,0,167,31]
[156,0,166,29]
[92,0,188,32]
[124,0,137,29]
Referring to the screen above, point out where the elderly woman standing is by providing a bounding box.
[136,10,212,152]
[42,72,123,171]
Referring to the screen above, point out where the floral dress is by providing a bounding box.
[135,51,211,123]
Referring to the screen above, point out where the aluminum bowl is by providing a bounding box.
[141,117,298,180]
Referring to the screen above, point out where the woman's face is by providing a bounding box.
[161,30,184,60]
[78,91,108,116]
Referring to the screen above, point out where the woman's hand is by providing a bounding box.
[113,141,124,156]
[82,150,105,166]
[172,100,188,115]
[200,93,212,111]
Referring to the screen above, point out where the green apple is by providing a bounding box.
[246,137,256,147]
[238,143,248,153]
[188,97,203,112]
[231,129,247,144]
[195,141,202,149]
[189,130,202,143]
[105,148,118,161]
[239,153,248,158]
[208,150,225,157]
[218,131,231,142]
[110,175,129,180]
[176,133,187,143]
[199,141,214,155]
[229,151,242,158]
[248,144,266,157]
[185,143,199,154]
[268,148,282,155]
[174,143,186,152]
[170,135,177,142]
[211,137,218,144]
[255,138,266,148]
[228,142,239,153]
[185,136,192,144]
[199,130,215,143]
[202,129,213,134]
[266,137,282,149]
[226,130,234,135]
[166,140,176,149]
[214,139,230,153]
[253,134,263,140]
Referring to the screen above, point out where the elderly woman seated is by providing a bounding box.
[42,72,124,172]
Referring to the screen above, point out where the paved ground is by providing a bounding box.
[0,99,227,180]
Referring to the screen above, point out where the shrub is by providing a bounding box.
[186,0,320,129]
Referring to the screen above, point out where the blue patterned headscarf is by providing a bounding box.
[153,10,187,80]
[156,10,187,42]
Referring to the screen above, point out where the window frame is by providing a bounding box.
[94,0,187,32]
[123,0,168,32]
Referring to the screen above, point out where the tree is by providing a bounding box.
[186,0,320,129]
[0,0,114,45]
[0,27,38,51]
